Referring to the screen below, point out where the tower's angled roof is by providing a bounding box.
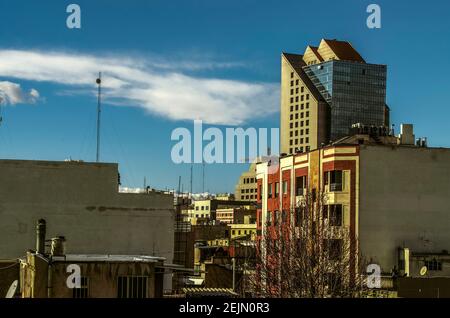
[282,52,326,103]
[319,39,366,63]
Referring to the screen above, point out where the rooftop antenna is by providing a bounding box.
[190,164,193,198]
[177,176,181,196]
[96,72,102,163]
[0,97,3,127]
[202,161,205,193]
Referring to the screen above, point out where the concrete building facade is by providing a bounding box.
[0,160,174,263]
[280,39,390,155]
[256,134,450,280]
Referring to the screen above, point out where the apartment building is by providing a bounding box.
[280,39,389,154]
[257,125,450,280]
[234,162,258,201]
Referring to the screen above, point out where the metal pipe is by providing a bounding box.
[36,219,46,254]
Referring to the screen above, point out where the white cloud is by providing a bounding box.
[0,50,279,125]
[0,81,40,105]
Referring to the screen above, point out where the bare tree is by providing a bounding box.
[250,191,367,298]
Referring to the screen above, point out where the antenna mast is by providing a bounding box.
[0,97,3,127]
[96,72,102,162]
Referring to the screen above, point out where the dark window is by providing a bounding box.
[325,170,343,191]
[275,182,279,197]
[296,176,306,196]
[117,276,148,298]
[425,259,443,271]
[268,183,273,198]
[282,210,288,223]
[295,208,303,227]
[274,211,279,226]
[267,211,272,226]
[324,239,342,261]
[73,277,89,298]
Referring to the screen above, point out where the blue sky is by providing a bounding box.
[0,0,449,193]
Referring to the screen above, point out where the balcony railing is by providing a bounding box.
[329,183,343,192]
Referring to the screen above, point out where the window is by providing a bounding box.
[232,230,236,235]
[425,259,443,271]
[267,211,272,226]
[274,211,279,226]
[275,182,279,197]
[295,208,303,227]
[268,183,273,198]
[301,86,304,93]
[325,205,343,226]
[117,276,149,298]
[282,210,288,223]
[195,206,199,211]
[73,277,89,298]
[296,176,306,196]
[325,170,343,191]
[201,206,204,210]
[324,239,342,261]
[282,181,288,194]
[291,72,294,78]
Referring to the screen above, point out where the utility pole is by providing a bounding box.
[190,164,193,198]
[96,72,102,163]
[202,161,205,193]
[0,97,3,127]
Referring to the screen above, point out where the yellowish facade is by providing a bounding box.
[229,223,257,240]
[280,39,367,155]
[234,162,257,201]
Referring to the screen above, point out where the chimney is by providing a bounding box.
[51,236,66,256]
[36,219,46,254]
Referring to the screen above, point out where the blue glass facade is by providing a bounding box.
[303,60,387,141]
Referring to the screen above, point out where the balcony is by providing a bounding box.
[329,183,342,192]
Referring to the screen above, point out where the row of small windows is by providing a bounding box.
[267,181,288,199]
[290,146,310,154]
[290,103,310,112]
[217,212,233,217]
[231,229,254,236]
[290,129,309,137]
[289,146,311,153]
[290,94,309,103]
[243,177,255,184]
[289,120,309,128]
[195,206,209,211]
[290,111,309,120]
[290,86,305,94]
[241,188,257,194]
[263,204,343,227]
[242,194,256,200]
[289,137,309,145]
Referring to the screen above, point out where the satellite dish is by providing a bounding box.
[420,266,428,276]
[5,280,18,298]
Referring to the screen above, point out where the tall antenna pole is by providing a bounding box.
[190,164,193,198]
[96,72,102,162]
[0,97,4,127]
[202,161,205,193]
[177,176,181,196]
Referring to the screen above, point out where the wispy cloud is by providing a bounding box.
[0,81,40,105]
[0,50,278,125]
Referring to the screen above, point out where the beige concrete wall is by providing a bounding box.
[280,55,320,155]
[0,160,174,264]
[359,146,450,274]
